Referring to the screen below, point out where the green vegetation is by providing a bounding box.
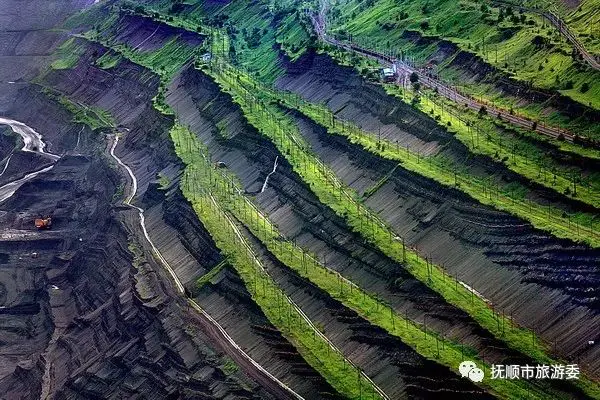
[172,125,385,400]
[123,0,313,84]
[95,50,122,69]
[437,67,600,143]
[221,357,240,376]
[157,172,171,189]
[41,88,115,130]
[83,31,196,77]
[194,62,600,399]
[127,237,145,269]
[50,37,85,70]
[329,0,600,110]
[195,258,227,289]
[58,96,115,130]
[566,0,600,54]
[400,85,600,208]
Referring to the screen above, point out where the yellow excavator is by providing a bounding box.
[34,216,52,230]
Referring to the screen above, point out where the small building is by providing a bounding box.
[201,53,212,63]
[380,67,396,83]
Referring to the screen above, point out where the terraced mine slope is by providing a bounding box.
[0,0,598,399]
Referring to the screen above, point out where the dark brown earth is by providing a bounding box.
[164,64,596,396]
[274,52,600,375]
[0,4,300,398]
[2,1,599,398]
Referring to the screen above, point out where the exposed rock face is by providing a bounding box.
[274,52,600,373]
[0,154,268,399]
[0,4,273,399]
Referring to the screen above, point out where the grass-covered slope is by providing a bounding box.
[567,0,600,54]
[329,0,600,110]
[118,0,315,84]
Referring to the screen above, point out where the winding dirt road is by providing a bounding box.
[108,134,304,400]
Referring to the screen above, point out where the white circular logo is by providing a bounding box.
[459,361,485,382]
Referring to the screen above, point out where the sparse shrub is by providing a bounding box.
[478,106,487,117]
[564,80,574,90]
[580,82,590,93]
[531,35,548,49]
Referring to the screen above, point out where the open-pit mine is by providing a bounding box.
[0,0,599,399]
